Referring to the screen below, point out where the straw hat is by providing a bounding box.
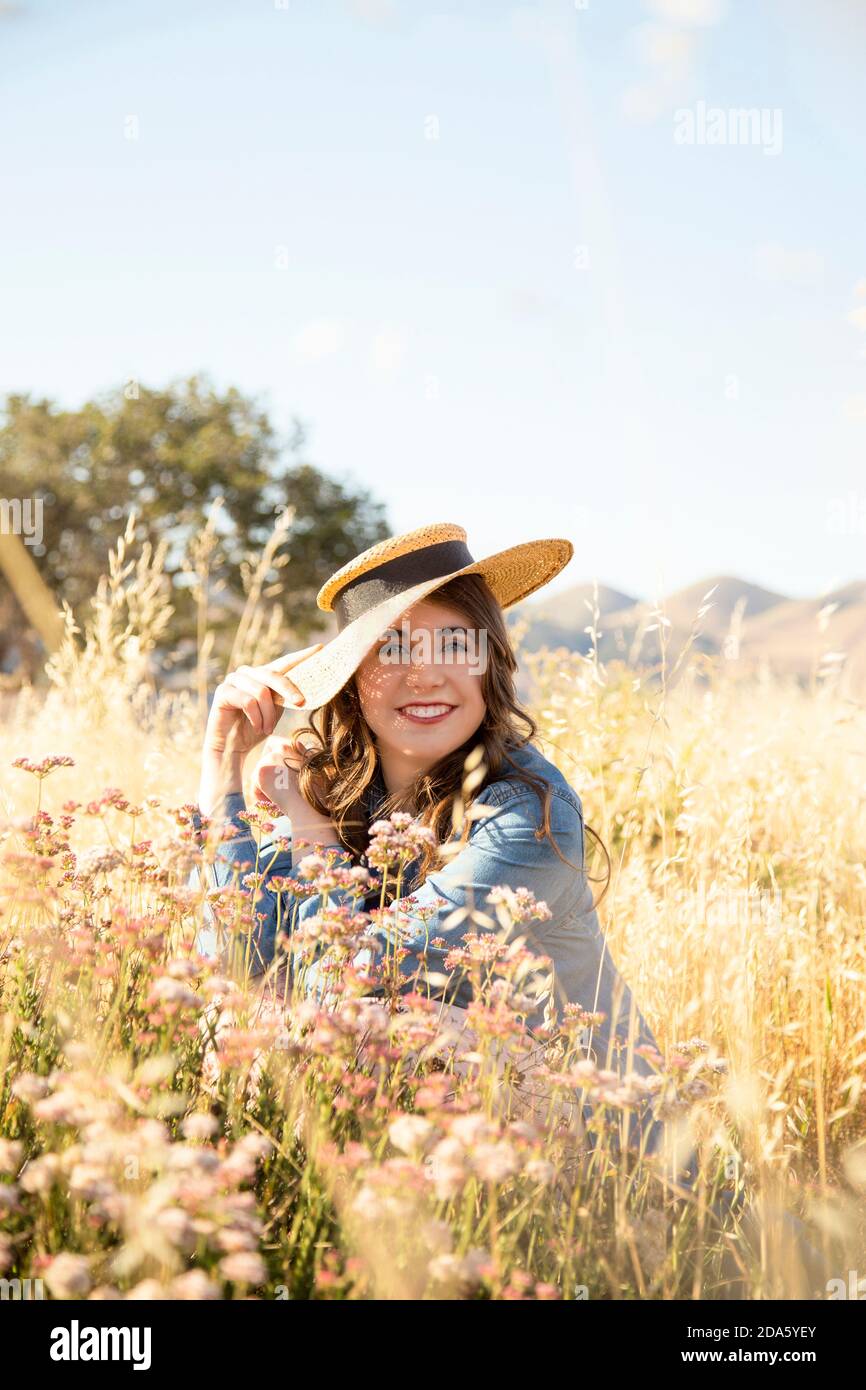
[288,522,573,710]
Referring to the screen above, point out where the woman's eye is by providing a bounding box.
[378,637,411,661]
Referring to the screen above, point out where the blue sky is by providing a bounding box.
[2,0,865,604]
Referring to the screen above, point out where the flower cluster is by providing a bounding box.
[12,755,76,778]
[0,756,744,1302]
[5,1061,272,1296]
[295,854,375,896]
[366,812,437,870]
[487,885,553,925]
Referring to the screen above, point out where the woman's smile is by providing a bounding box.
[396,701,457,724]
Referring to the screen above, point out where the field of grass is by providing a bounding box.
[1,527,865,1300]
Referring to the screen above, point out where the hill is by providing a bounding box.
[515,582,639,655]
[737,580,866,688]
[511,574,866,694]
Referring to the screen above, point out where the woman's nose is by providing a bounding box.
[405,658,445,688]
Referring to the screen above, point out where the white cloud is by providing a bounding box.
[292,320,346,363]
[847,305,866,332]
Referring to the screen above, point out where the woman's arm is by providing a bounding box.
[291,785,657,1070]
[192,646,340,972]
[191,794,292,972]
[249,736,340,871]
[293,787,585,1017]
[191,785,353,976]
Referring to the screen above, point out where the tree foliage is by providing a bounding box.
[0,377,390,669]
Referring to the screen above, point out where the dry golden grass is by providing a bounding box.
[1,520,864,1300]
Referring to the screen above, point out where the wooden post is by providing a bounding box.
[0,530,65,652]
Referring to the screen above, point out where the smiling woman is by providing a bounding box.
[353,594,489,798]
[194,523,669,1156]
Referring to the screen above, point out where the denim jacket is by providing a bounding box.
[192,739,661,1083]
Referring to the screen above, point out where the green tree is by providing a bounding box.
[0,376,390,666]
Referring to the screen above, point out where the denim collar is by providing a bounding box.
[362,760,389,825]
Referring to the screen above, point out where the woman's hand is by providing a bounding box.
[203,646,323,758]
[250,735,306,814]
[198,645,323,815]
[251,735,340,860]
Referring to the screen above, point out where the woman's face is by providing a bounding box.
[355,597,487,771]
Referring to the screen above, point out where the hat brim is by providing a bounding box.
[287,536,573,711]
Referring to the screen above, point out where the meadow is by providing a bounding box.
[1,518,865,1300]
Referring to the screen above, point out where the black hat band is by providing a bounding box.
[333,538,475,630]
